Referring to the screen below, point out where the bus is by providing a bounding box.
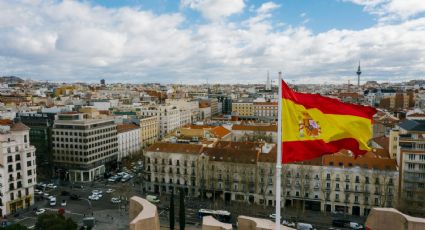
[198,209,231,223]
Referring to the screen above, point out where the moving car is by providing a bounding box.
[146,195,160,203]
[61,200,67,206]
[111,197,121,204]
[35,208,46,215]
[349,222,364,230]
[47,183,57,189]
[106,189,114,193]
[61,191,71,196]
[282,220,296,227]
[269,214,277,219]
[49,197,56,206]
[88,195,100,201]
[70,194,80,200]
[296,222,315,230]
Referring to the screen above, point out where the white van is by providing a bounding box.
[146,195,160,203]
[49,197,56,206]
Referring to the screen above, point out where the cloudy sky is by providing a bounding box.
[0,0,425,84]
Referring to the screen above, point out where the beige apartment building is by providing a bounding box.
[254,102,278,121]
[139,116,159,148]
[232,102,254,117]
[0,120,37,216]
[143,141,397,216]
[52,113,118,182]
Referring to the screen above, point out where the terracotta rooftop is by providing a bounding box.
[0,119,13,126]
[408,113,425,117]
[338,92,362,98]
[210,126,231,138]
[322,150,397,170]
[10,122,30,131]
[204,146,259,164]
[254,102,278,106]
[117,123,140,133]
[147,143,203,154]
[232,124,277,132]
[372,136,390,153]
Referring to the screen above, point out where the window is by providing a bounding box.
[409,154,416,160]
[365,177,370,184]
[420,155,425,161]
[408,163,415,170]
[7,156,12,163]
[15,155,20,161]
[24,135,27,143]
[27,161,31,167]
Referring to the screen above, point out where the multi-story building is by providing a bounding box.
[139,116,159,148]
[143,143,203,195]
[52,113,118,182]
[0,120,37,215]
[254,102,278,121]
[143,141,398,217]
[140,105,181,138]
[209,98,219,115]
[117,124,141,161]
[16,112,56,177]
[217,96,232,115]
[393,119,425,216]
[232,102,254,117]
[199,102,212,120]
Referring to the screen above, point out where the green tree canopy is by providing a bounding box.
[35,213,77,230]
[3,223,29,230]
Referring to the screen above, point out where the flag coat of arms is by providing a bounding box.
[281,80,377,163]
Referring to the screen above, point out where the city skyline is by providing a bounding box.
[0,1,424,84]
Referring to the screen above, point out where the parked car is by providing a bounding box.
[35,208,46,215]
[106,189,114,193]
[61,200,67,206]
[269,214,277,219]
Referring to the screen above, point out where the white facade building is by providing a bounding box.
[140,105,181,138]
[117,124,141,161]
[0,121,36,216]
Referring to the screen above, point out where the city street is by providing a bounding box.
[8,178,366,230]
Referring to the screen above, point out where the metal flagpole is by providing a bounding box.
[276,72,283,230]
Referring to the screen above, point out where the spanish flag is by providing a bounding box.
[281,80,376,163]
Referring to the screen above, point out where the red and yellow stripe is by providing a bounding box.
[281,80,376,163]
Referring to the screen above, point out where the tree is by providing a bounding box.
[169,190,175,230]
[35,213,77,230]
[3,224,28,230]
[179,188,186,230]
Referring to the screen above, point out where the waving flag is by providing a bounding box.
[281,80,376,163]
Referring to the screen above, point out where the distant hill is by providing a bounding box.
[0,76,24,84]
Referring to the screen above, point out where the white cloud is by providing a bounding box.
[347,0,425,22]
[0,1,424,83]
[257,2,280,14]
[180,0,245,21]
